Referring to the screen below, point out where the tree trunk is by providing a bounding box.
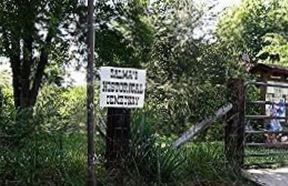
[106,108,131,185]
[10,40,22,108]
[8,35,50,144]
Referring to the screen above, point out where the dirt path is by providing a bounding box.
[245,167,288,186]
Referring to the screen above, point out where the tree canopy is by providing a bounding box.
[0,0,83,108]
[217,0,288,65]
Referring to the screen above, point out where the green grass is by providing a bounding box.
[182,142,255,186]
[0,133,87,185]
[0,134,257,185]
[245,147,288,168]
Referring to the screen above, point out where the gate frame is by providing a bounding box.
[225,78,288,171]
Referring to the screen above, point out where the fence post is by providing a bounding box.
[225,78,245,172]
[106,108,131,185]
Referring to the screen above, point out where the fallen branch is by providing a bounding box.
[173,103,233,148]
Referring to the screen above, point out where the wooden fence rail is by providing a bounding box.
[172,104,232,148]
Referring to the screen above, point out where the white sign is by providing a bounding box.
[99,66,146,108]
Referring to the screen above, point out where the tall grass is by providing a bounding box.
[0,112,255,185]
[182,143,245,185]
[101,115,255,185]
[245,147,288,168]
[0,132,254,185]
[0,133,87,185]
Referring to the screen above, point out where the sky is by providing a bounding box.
[193,0,240,40]
[215,0,240,9]
[0,0,241,86]
[70,0,241,85]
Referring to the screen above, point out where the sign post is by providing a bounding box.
[99,66,146,185]
[86,0,96,185]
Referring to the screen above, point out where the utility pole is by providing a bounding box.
[87,0,96,185]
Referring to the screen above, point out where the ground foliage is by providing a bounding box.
[0,84,255,185]
[0,96,252,185]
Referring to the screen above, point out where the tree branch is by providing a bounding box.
[29,1,68,106]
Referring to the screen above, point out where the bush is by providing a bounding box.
[93,113,254,186]
[0,86,88,185]
[0,133,86,185]
[125,115,186,185]
[34,86,87,133]
[0,85,254,185]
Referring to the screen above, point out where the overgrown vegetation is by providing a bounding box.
[245,147,288,169]
[0,85,255,185]
[2,0,286,185]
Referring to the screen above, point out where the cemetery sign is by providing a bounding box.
[99,66,146,108]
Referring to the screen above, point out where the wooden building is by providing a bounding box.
[250,63,288,83]
[249,63,288,115]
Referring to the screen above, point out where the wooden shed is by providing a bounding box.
[249,63,288,115]
[250,63,288,83]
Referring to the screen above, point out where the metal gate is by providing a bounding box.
[244,81,288,168]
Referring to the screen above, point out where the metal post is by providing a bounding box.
[87,0,96,185]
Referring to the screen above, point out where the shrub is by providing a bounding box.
[0,133,86,185]
[94,113,254,186]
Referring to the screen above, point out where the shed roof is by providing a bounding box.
[250,63,288,77]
